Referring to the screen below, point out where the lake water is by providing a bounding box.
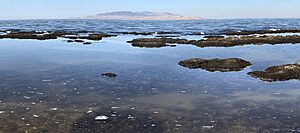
[1,19,300,133]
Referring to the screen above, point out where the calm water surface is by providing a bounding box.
[0,19,300,133]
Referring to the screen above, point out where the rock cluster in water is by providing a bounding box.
[112,32,153,35]
[2,29,300,82]
[127,38,185,48]
[101,73,117,78]
[248,63,300,82]
[0,30,117,45]
[178,58,252,72]
[128,35,300,48]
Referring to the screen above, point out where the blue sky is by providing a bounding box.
[1,0,300,20]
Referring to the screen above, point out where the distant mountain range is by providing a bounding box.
[80,11,202,20]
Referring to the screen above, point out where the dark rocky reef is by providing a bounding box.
[248,63,300,82]
[127,38,188,48]
[112,32,153,35]
[191,35,300,47]
[63,33,116,41]
[101,73,117,78]
[0,31,58,40]
[179,58,252,72]
[113,31,181,36]
[225,29,300,35]
[128,35,300,48]
[0,30,116,41]
[84,34,117,40]
[156,31,181,34]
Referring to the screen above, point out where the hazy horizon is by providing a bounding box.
[1,0,300,20]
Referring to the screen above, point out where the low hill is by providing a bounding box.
[80,11,202,20]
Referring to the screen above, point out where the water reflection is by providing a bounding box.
[0,36,300,132]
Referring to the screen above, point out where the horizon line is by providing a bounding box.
[1,17,300,21]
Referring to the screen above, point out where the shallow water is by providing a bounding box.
[1,19,300,133]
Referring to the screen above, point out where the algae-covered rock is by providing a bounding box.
[179,58,251,72]
[248,63,300,82]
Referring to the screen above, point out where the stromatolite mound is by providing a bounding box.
[248,63,300,82]
[179,58,252,72]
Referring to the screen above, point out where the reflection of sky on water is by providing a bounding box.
[1,36,300,132]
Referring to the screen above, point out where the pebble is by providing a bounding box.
[111,107,119,109]
[50,108,58,111]
[95,115,109,120]
[202,126,213,129]
[175,124,182,127]
[128,115,134,119]
[86,110,93,114]
[24,96,31,99]
[41,79,51,82]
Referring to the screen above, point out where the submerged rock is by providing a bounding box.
[83,42,92,45]
[74,40,85,43]
[248,63,300,82]
[179,58,252,72]
[101,73,117,78]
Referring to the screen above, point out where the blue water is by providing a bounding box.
[1,19,300,132]
[1,19,300,34]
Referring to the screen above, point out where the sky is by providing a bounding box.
[1,0,300,20]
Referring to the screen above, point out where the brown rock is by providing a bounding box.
[179,58,252,72]
[248,63,300,82]
[127,38,188,48]
[101,73,117,78]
